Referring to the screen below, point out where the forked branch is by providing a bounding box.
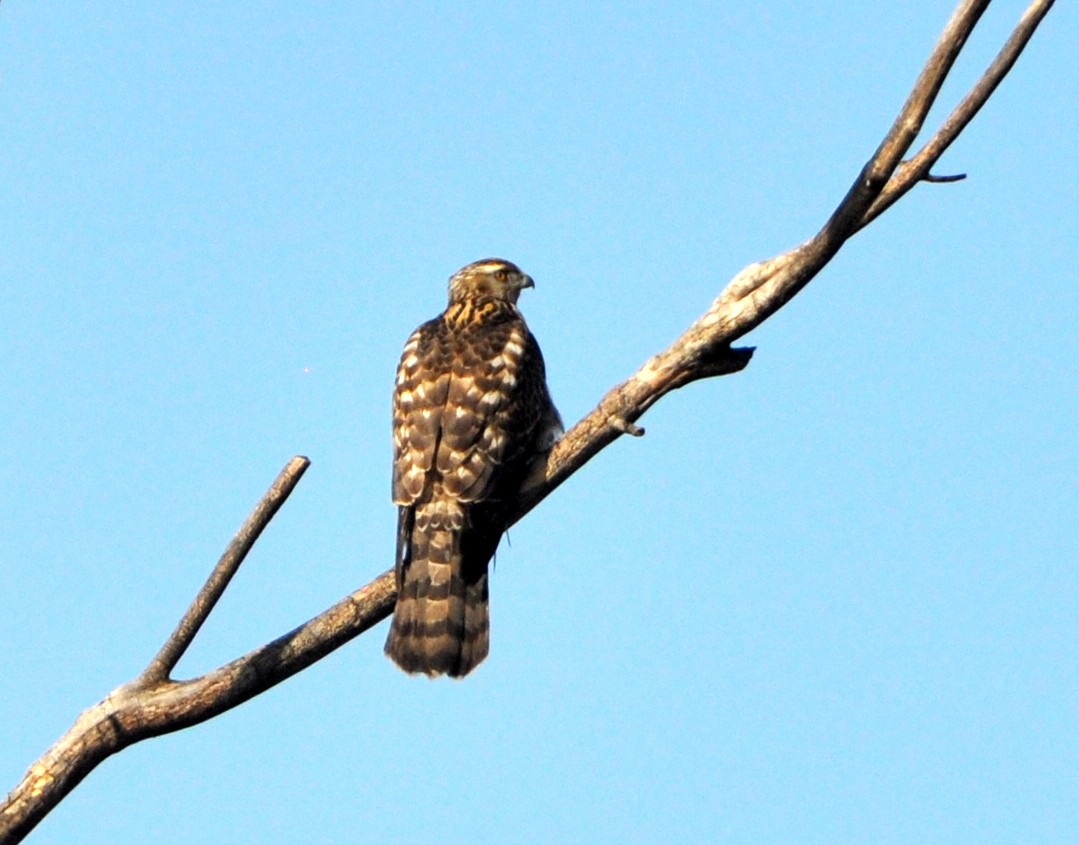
[0,2,1055,842]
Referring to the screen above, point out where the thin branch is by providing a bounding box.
[682,0,990,354]
[816,0,990,251]
[922,172,968,183]
[0,3,1058,843]
[860,0,1056,228]
[139,456,311,683]
[1,458,380,845]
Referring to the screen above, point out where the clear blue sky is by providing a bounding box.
[2,3,1076,843]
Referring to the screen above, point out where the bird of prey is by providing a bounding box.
[385,258,562,678]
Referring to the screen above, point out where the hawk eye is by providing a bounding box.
[495,268,508,282]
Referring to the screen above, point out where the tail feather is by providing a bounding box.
[385,500,490,678]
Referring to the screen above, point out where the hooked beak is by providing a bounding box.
[520,274,535,290]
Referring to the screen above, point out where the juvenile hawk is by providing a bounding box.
[385,258,562,678]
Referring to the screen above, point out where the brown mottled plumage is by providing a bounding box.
[385,258,562,678]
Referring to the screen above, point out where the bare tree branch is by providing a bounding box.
[860,0,1056,229]
[139,456,311,683]
[521,0,1054,514]
[0,3,1056,842]
[1,458,390,845]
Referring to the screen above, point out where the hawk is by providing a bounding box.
[385,258,562,678]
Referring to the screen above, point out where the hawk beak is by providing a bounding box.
[521,274,535,290]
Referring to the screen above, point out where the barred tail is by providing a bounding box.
[384,500,490,678]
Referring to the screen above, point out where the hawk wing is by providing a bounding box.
[392,306,556,509]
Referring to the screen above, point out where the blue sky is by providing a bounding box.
[1,3,1076,843]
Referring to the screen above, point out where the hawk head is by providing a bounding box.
[448,258,535,304]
